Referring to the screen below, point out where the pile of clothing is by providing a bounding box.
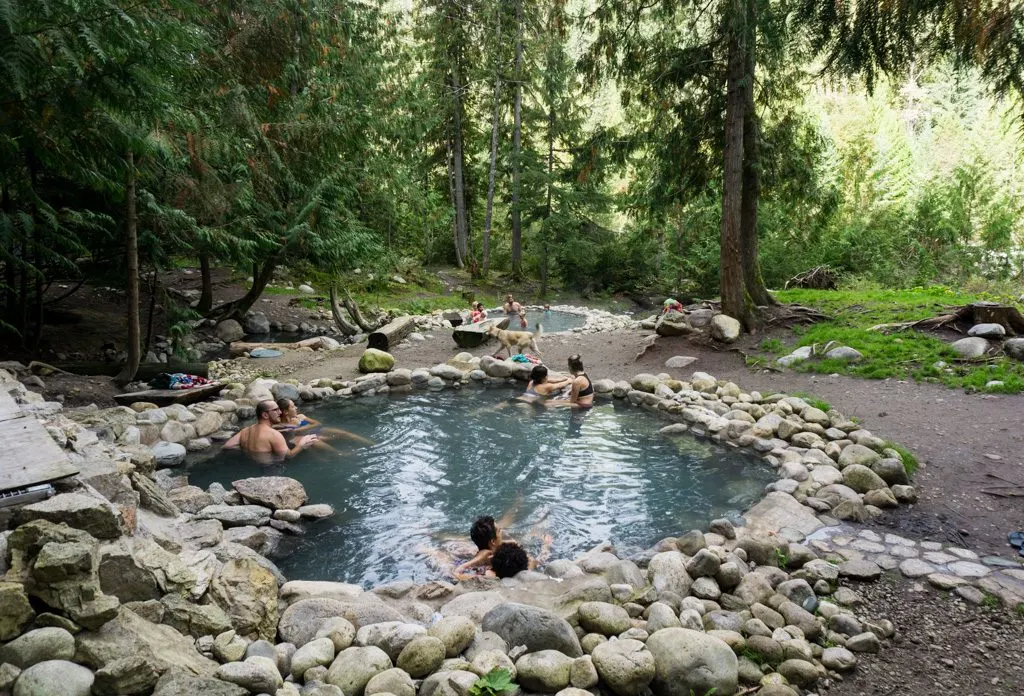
[149,373,214,390]
[509,353,542,364]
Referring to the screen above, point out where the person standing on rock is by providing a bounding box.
[223,400,318,462]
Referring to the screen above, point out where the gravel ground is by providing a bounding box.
[823,577,1024,696]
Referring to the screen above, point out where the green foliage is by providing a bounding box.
[765,287,1024,393]
[980,593,1001,611]
[790,392,831,412]
[759,338,784,353]
[469,668,516,696]
[773,548,789,569]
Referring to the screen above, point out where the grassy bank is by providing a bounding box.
[753,285,1024,393]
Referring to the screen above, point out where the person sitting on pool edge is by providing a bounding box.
[223,400,318,461]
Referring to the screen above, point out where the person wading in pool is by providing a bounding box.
[548,354,594,409]
[223,400,318,461]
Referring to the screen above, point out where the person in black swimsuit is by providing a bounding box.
[549,354,595,408]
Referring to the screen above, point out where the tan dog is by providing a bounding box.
[487,323,543,357]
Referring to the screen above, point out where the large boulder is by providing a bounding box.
[215,320,245,343]
[359,349,396,374]
[0,627,76,668]
[0,581,36,640]
[645,628,738,696]
[152,668,247,696]
[591,639,656,696]
[207,558,279,641]
[648,552,693,597]
[92,655,159,696]
[427,615,476,657]
[841,464,888,493]
[515,650,574,693]
[232,477,307,510]
[74,608,218,674]
[19,493,121,539]
[326,646,392,696]
[98,538,196,602]
[396,636,446,678]
[355,622,427,661]
[244,312,271,335]
[950,336,989,359]
[709,314,741,343]
[216,656,283,694]
[151,442,187,467]
[655,312,693,337]
[1004,337,1024,361]
[577,602,632,636]
[196,504,271,528]
[278,597,403,647]
[481,603,583,658]
[12,660,93,696]
[160,594,232,638]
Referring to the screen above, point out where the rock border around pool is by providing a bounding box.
[2,363,1020,696]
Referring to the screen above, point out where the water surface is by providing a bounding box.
[186,388,773,586]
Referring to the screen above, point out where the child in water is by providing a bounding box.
[453,514,552,580]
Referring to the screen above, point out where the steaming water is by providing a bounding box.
[186,388,774,586]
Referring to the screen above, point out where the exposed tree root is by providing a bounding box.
[868,302,1024,336]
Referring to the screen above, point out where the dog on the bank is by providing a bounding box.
[488,323,543,357]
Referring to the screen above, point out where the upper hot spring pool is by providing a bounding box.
[487,308,586,333]
[186,388,774,586]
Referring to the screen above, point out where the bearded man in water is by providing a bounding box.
[223,400,318,461]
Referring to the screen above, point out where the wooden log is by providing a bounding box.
[368,316,417,351]
[113,381,223,407]
[343,289,382,332]
[228,337,332,357]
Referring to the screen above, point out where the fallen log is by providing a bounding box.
[368,316,417,351]
[228,336,339,357]
[329,285,359,336]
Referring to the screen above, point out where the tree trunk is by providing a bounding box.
[740,0,775,307]
[197,252,214,313]
[447,138,463,268]
[510,0,524,278]
[540,90,555,298]
[450,58,469,267]
[720,1,750,328]
[482,10,503,277]
[210,252,280,320]
[115,152,141,387]
[143,268,158,356]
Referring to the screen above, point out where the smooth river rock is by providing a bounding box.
[646,628,738,696]
[481,603,583,658]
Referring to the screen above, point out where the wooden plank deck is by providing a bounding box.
[0,390,79,492]
[112,381,223,407]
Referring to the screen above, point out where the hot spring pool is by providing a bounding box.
[487,308,586,333]
[186,388,774,586]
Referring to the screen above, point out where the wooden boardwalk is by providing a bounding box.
[0,389,78,492]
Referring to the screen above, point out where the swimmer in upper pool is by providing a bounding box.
[547,354,594,409]
[274,398,375,446]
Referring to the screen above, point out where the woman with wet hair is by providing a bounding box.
[549,354,594,408]
[520,365,571,402]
